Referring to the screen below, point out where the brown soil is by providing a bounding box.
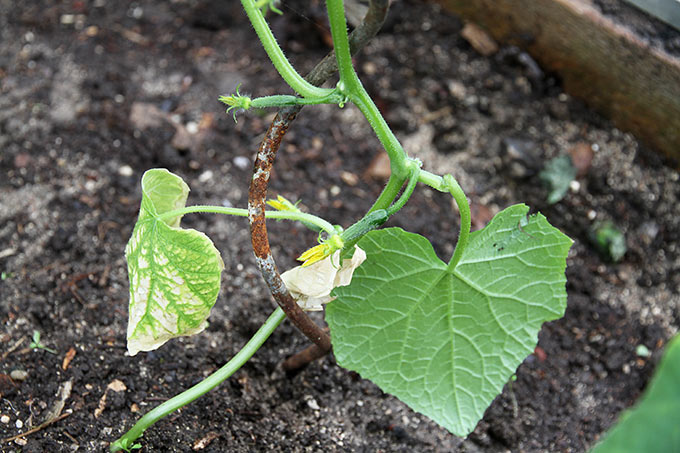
[1,1,678,452]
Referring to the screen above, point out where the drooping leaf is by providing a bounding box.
[590,334,680,453]
[327,204,572,436]
[125,169,224,356]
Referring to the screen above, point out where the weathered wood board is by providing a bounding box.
[436,0,680,163]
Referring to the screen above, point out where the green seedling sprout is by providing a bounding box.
[110,1,572,450]
[29,330,57,354]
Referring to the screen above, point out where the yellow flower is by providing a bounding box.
[266,195,298,212]
[297,234,344,267]
[297,243,330,267]
[218,84,251,122]
[282,246,367,311]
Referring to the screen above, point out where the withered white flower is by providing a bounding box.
[281,245,367,311]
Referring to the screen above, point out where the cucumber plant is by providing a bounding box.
[110,1,572,450]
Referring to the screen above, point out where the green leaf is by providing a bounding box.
[539,155,577,204]
[590,334,680,453]
[125,169,224,356]
[589,221,627,262]
[327,204,572,436]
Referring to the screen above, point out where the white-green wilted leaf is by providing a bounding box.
[125,169,224,356]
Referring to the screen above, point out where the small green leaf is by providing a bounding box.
[539,155,577,204]
[327,204,571,436]
[125,169,224,356]
[591,334,680,453]
[589,221,627,262]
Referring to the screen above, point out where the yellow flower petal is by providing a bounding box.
[266,195,298,212]
[266,200,286,211]
[297,243,329,267]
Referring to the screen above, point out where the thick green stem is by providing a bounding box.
[110,307,286,452]
[240,0,334,100]
[325,0,408,178]
[157,205,336,235]
[368,174,406,213]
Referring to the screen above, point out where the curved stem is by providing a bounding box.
[444,174,471,270]
[386,165,421,216]
[414,171,471,268]
[156,205,336,235]
[417,169,445,190]
[240,0,334,100]
[110,307,286,452]
[367,173,406,213]
[325,0,408,178]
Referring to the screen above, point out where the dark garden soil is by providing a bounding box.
[1,1,679,452]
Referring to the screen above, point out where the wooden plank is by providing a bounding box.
[436,0,680,163]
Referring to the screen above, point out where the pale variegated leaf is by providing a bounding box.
[125,169,224,355]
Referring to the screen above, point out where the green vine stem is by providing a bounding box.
[386,164,421,216]
[444,174,471,269]
[240,0,334,100]
[110,307,286,452]
[325,0,408,179]
[156,205,337,235]
[323,0,472,264]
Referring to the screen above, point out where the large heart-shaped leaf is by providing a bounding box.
[125,169,224,356]
[327,204,571,436]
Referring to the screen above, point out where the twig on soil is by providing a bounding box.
[248,0,389,370]
[0,248,17,259]
[1,380,74,444]
[62,429,79,446]
[0,411,72,444]
[0,337,26,363]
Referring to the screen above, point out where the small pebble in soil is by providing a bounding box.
[233,156,250,170]
[10,369,28,381]
[636,344,652,358]
[198,170,213,183]
[569,180,581,192]
[306,397,320,411]
[502,137,540,178]
[16,419,23,428]
[186,121,199,134]
[0,414,9,424]
[118,165,133,177]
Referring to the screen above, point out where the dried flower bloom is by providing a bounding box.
[281,246,367,311]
